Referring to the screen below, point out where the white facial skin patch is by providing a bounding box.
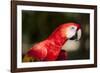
[66,26,77,39]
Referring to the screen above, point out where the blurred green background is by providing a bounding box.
[22,10,90,60]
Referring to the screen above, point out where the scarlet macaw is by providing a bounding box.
[23,22,81,62]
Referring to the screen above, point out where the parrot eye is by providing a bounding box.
[71,27,75,29]
[70,26,77,30]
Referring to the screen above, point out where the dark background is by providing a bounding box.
[22,10,90,60]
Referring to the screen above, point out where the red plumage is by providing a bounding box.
[24,23,80,61]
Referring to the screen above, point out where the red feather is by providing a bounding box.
[26,23,80,61]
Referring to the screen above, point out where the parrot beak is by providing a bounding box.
[69,29,81,41]
[77,29,81,40]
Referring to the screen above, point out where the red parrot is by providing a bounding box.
[23,22,81,62]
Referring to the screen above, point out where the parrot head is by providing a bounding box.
[61,23,81,41]
[61,23,82,52]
